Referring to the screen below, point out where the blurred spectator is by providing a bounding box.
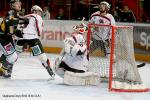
[42,6,50,20]
[55,8,66,20]
[142,13,150,23]
[19,8,26,16]
[113,7,121,22]
[119,5,136,22]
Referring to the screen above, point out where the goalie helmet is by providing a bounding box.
[31,5,43,13]
[100,1,111,10]
[73,18,88,34]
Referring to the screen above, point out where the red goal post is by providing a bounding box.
[87,23,149,92]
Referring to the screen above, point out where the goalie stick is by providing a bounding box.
[137,63,146,68]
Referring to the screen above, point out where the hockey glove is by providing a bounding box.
[14,29,23,38]
[23,18,29,26]
[19,18,29,26]
[76,50,84,55]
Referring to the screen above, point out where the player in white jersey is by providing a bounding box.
[15,5,55,78]
[89,1,116,57]
[54,20,100,85]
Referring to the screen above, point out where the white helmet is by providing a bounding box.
[31,5,43,13]
[100,1,111,10]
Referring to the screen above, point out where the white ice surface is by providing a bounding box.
[0,53,150,100]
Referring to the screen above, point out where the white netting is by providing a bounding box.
[87,24,149,92]
[88,25,112,79]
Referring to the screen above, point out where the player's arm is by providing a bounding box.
[36,16,44,35]
[88,16,99,32]
[64,37,76,54]
[4,13,29,36]
[5,14,29,26]
[5,18,19,26]
[110,14,116,25]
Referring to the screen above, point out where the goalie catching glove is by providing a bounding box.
[14,29,23,38]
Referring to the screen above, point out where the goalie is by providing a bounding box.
[54,22,100,86]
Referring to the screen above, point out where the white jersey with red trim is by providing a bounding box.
[22,14,43,39]
[56,34,88,72]
[89,11,116,40]
[89,11,115,25]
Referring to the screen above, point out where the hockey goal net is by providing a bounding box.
[87,24,149,92]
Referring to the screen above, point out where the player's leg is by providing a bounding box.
[54,60,66,78]
[104,39,111,57]
[0,41,18,78]
[38,53,55,78]
[30,39,55,78]
[90,38,106,57]
[53,50,66,78]
[89,38,99,53]
[15,39,29,53]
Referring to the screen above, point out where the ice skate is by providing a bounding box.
[0,66,12,78]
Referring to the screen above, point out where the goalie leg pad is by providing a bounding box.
[54,67,65,78]
[63,71,100,86]
[53,60,65,78]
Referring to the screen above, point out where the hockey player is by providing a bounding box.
[54,21,100,85]
[0,0,29,78]
[89,1,116,57]
[15,5,55,78]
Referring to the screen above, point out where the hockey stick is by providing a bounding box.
[81,17,86,25]
[137,63,146,68]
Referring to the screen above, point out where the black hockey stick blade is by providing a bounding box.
[137,63,146,68]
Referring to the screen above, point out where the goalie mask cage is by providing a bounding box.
[87,24,149,92]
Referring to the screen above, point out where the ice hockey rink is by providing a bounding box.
[0,53,150,100]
